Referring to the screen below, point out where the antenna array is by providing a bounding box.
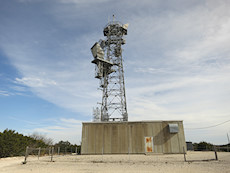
[91,18,128,121]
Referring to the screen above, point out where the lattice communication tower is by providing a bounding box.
[91,17,128,122]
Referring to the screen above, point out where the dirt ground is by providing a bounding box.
[0,151,229,173]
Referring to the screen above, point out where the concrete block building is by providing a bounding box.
[81,121,186,154]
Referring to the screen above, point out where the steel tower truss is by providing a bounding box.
[91,20,128,121]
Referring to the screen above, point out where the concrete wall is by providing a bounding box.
[81,121,186,154]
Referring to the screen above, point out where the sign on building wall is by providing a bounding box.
[145,137,154,153]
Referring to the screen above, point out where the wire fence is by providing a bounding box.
[183,146,220,162]
[192,144,230,152]
[22,145,229,164]
[216,145,230,152]
[22,146,80,164]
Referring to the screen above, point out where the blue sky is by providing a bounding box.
[0,0,230,145]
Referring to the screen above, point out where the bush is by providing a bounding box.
[54,140,81,154]
[193,141,214,151]
[0,129,48,158]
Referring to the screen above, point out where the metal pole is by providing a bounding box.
[183,146,186,162]
[49,147,51,156]
[75,147,77,155]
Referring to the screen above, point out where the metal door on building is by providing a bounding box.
[145,137,154,153]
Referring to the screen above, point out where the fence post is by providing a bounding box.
[23,146,29,164]
[51,147,54,162]
[183,146,186,162]
[58,147,60,155]
[227,133,230,152]
[214,146,218,160]
[38,147,41,160]
[49,147,51,156]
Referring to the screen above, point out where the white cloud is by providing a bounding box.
[9,116,42,126]
[126,0,230,64]
[34,126,66,131]
[60,118,82,124]
[172,18,230,63]
[10,86,28,92]
[58,0,110,4]
[15,77,57,88]
[18,0,32,3]
[0,90,10,96]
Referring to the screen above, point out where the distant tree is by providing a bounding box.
[30,132,53,145]
[193,141,214,151]
[54,141,81,154]
[217,143,230,152]
[54,140,71,153]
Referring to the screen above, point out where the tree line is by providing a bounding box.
[193,141,230,152]
[193,141,214,151]
[0,129,80,158]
